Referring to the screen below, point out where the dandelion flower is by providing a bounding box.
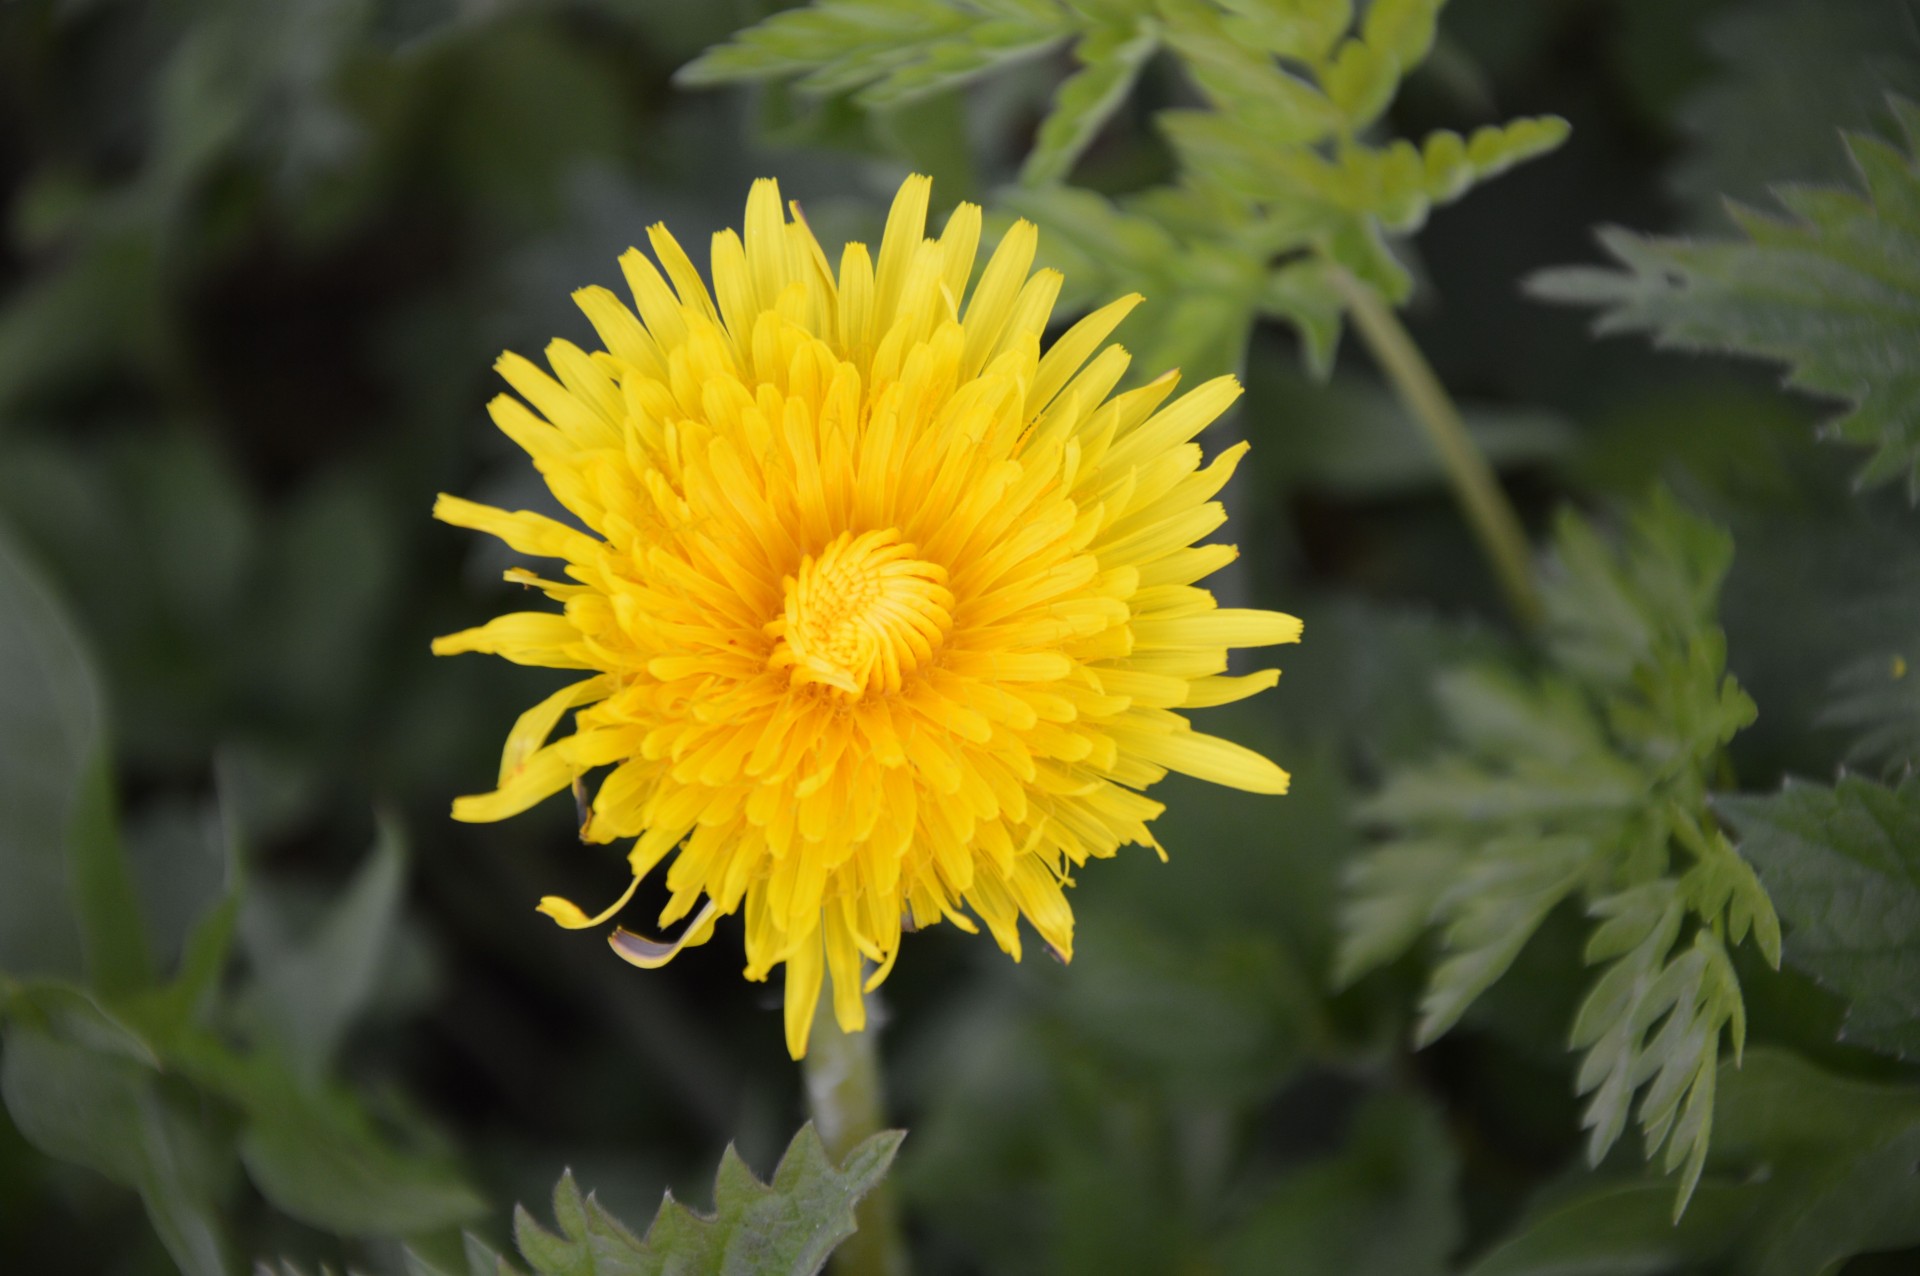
[433,175,1300,1058]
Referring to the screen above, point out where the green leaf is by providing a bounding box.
[1464,1179,1763,1276]
[1417,835,1593,1045]
[1211,0,1348,64]
[1333,839,1465,987]
[1,1026,233,1276]
[1718,776,1920,1060]
[1160,0,1344,146]
[512,1124,902,1276]
[65,750,153,997]
[237,1086,488,1239]
[238,815,408,1085]
[1571,894,1739,1212]
[1,1026,150,1185]
[1708,1048,1920,1276]
[676,0,1076,108]
[1541,488,1734,690]
[1342,491,1769,1210]
[1020,19,1160,186]
[0,518,103,978]
[1001,183,1270,381]
[1359,0,1439,72]
[1472,1051,1920,1276]
[1530,100,1920,495]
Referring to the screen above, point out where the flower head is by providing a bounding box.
[434,175,1300,1058]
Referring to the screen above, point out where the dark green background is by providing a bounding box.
[2,0,1917,1272]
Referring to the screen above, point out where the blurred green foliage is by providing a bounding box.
[0,0,1917,1274]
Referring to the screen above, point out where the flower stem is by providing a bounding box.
[1330,268,1543,628]
[805,994,910,1276]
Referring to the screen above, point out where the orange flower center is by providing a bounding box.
[768,528,954,697]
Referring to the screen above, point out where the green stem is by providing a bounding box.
[805,993,909,1276]
[1330,268,1543,628]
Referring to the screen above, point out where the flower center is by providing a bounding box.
[768,529,954,697]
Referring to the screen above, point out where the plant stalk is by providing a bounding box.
[805,992,909,1276]
[1331,268,1543,628]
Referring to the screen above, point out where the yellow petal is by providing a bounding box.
[607,899,720,969]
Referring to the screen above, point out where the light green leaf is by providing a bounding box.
[1417,834,1593,1044]
[1571,893,1738,1212]
[1333,840,1464,987]
[1541,489,1734,690]
[1358,0,1440,74]
[512,1124,902,1276]
[1160,0,1344,146]
[1530,100,1920,495]
[676,0,1076,108]
[1211,0,1349,64]
[1321,38,1397,129]
[1718,776,1920,1060]
[1020,20,1160,186]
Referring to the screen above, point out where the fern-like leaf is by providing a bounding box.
[676,0,1077,109]
[1340,491,1773,1213]
[684,0,1569,376]
[1020,16,1160,185]
[1531,96,1920,496]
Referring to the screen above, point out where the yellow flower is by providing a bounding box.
[433,175,1300,1059]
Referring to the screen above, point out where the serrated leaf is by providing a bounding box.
[1571,901,1738,1214]
[1541,488,1733,689]
[1343,491,1768,1212]
[512,1124,902,1276]
[1718,775,1920,1060]
[1530,100,1920,495]
[1333,839,1464,986]
[1417,835,1593,1044]
[1160,0,1344,145]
